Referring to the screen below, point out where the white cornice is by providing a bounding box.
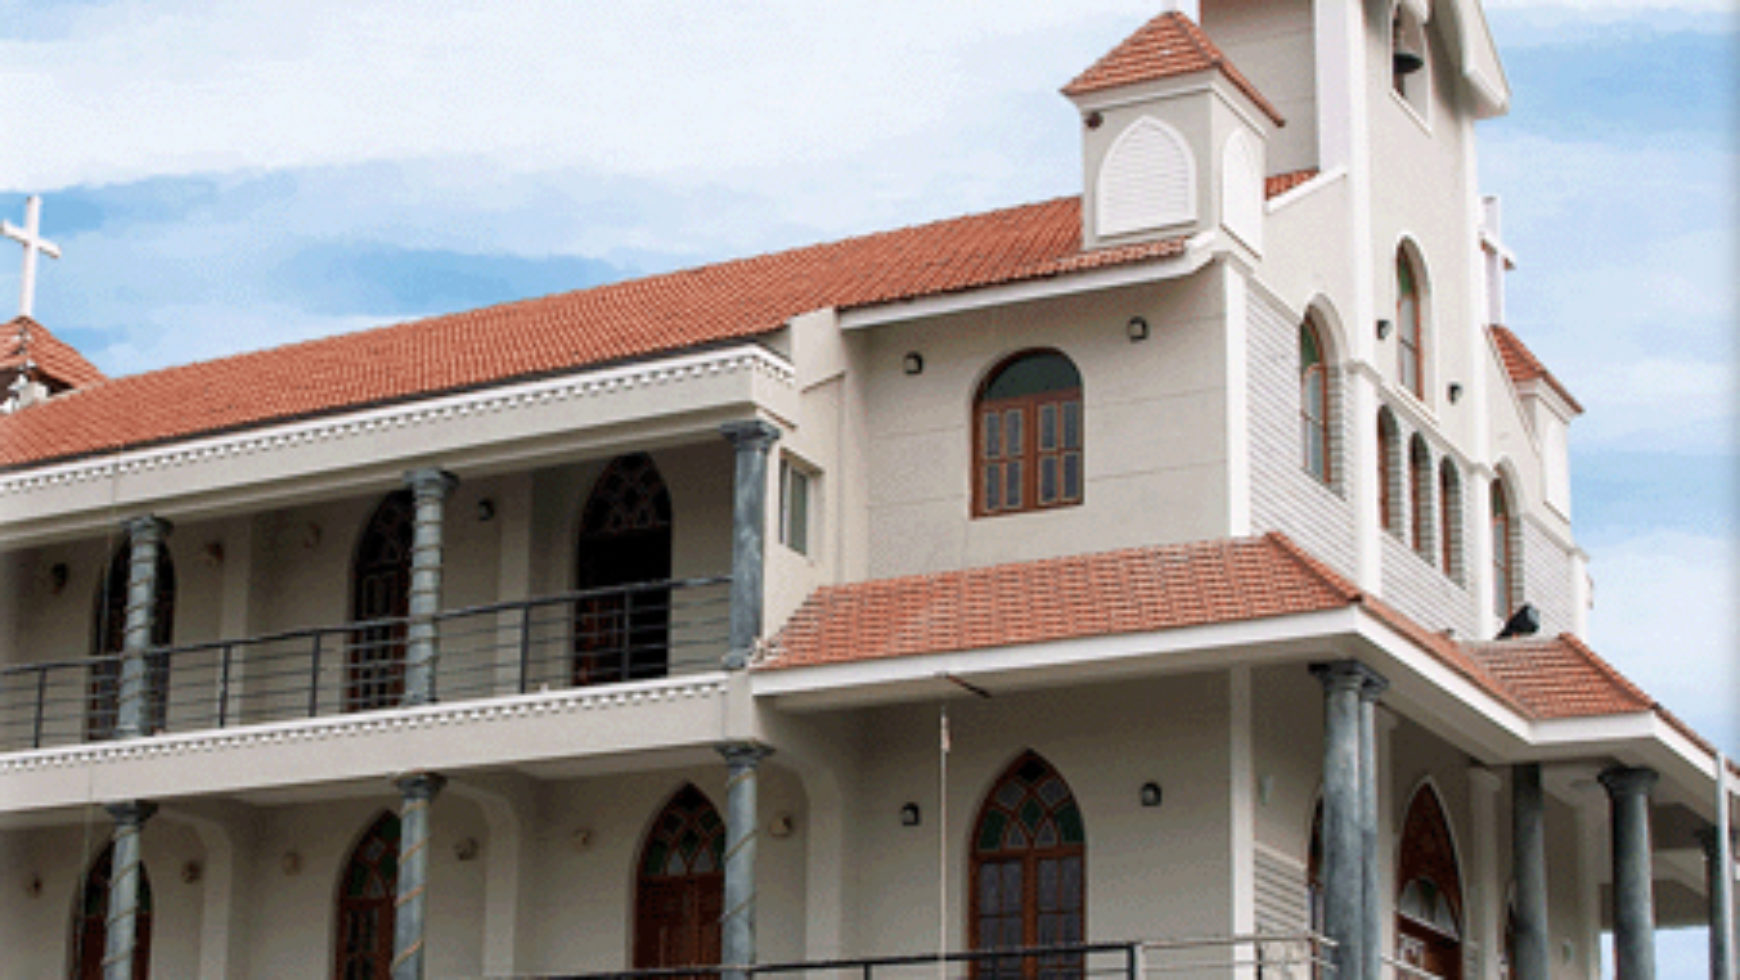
[0,345,794,504]
[0,675,729,776]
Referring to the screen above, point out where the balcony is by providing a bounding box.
[0,575,731,754]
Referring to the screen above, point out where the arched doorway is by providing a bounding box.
[634,784,724,971]
[334,811,400,979]
[71,844,152,979]
[91,540,175,739]
[574,454,673,685]
[1395,786,1464,980]
[350,492,414,711]
[969,751,1086,979]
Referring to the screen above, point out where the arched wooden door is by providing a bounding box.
[334,811,400,979]
[634,784,724,972]
[969,751,1086,980]
[1395,787,1464,980]
[91,541,175,739]
[574,454,673,685]
[350,492,413,711]
[71,844,151,979]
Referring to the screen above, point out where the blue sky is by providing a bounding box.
[0,4,1735,962]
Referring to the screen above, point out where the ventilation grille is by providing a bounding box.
[1097,117,1195,237]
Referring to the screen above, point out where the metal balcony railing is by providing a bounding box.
[540,934,1333,980]
[0,575,731,752]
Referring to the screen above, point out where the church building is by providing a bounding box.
[0,2,1734,978]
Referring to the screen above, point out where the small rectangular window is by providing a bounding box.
[779,458,812,556]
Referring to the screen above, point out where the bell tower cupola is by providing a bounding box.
[1063,5,1284,255]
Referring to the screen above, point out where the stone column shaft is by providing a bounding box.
[720,421,779,670]
[1313,660,1384,980]
[719,742,772,980]
[103,800,157,980]
[1699,825,1734,980]
[117,516,171,739]
[1358,677,1387,980]
[392,772,445,980]
[403,469,456,706]
[1602,765,1659,980]
[1512,763,1551,980]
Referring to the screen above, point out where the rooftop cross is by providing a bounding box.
[2,195,61,319]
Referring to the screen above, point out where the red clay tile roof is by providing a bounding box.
[1464,634,1652,719]
[1,316,106,391]
[1489,325,1583,414]
[767,534,1354,669]
[0,198,1188,470]
[1265,169,1319,200]
[1062,12,1286,127]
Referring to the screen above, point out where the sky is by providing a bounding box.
[0,0,1736,966]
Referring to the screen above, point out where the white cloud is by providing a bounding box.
[1587,530,1740,755]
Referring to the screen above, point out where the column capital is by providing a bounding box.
[1600,765,1659,799]
[1310,659,1387,696]
[393,771,447,800]
[404,467,458,500]
[717,740,773,770]
[720,419,780,453]
[104,799,158,826]
[121,514,173,543]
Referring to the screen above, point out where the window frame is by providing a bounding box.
[972,351,1085,518]
[1491,479,1518,617]
[1409,434,1432,559]
[1301,318,1332,485]
[1396,251,1424,400]
[779,456,813,557]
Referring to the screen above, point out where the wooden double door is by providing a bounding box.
[634,784,725,972]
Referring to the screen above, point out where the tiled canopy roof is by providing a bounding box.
[1465,634,1650,719]
[1490,324,1583,413]
[1,316,106,391]
[1062,12,1286,127]
[766,532,1693,732]
[0,198,1190,469]
[1264,169,1320,200]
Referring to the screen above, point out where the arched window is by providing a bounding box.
[635,784,725,971]
[1396,786,1464,979]
[350,491,414,712]
[91,539,174,739]
[1491,479,1519,617]
[1396,250,1424,399]
[1301,318,1331,485]
[970,751,1086,978]
[334,811,399,979]
[575,453,673,685]
[1377,409,1402,535]
[975,351,1083,517]
[71,844,152,979]
[1439,460,1462,582]
[1409,435,1433,560]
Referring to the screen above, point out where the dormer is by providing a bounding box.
[0,316,106,413]
[1490,325,1582,518]
[1062,9,1284,254]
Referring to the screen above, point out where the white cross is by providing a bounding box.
[2,196,61,320]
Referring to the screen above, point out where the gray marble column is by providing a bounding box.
[117,516,171,739]
[392,771,445,980]
[1511,763,1551,980]
[1601,765,1659,980]
[1697,826,1734,980]
[1358,673,1388,980]
[720,421,779,670]
[1312,660,1385,980]
[103,800,157,980]
[718,741,772,980]
[403,468,457,706]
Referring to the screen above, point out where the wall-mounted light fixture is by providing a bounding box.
[280,851,302,876]
[768,813,795,839]
[1139,781,1164,808]
[453,837,480,862]
[476,498,497,522]
[47,562,68,595]
[1447,382,1463,404]
[899,803,922,827]
[902,352,925,376]
[1126,316,1150,342]
[201,542,225,567]
[1376,318,1393,340]
[181,860,203,884]
[1084,111,1104,130]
